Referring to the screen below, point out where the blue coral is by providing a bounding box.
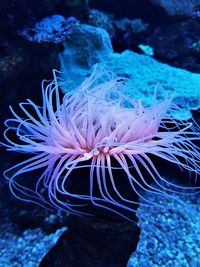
[19,15,79,43]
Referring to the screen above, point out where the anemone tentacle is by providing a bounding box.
[2,68,200,220]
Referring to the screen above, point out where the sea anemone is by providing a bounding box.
[2,68,200,220]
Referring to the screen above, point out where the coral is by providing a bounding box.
[19,15,79,43]
[191,40,200,53]
[60,24,200,120]
[102,51,200,120]
[0,0,88,33]
[138,44,154,56]
[2,68,200,220]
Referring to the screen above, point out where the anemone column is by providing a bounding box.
[39,213,140,267]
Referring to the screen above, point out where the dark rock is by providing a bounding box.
[0,40,60,126]
[147,19,200,73]
[88,9,115,38]
[150,0,200,17]
[113,18,149,53]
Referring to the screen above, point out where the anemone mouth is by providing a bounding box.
[2,67,200,221]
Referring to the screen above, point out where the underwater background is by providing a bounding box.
[0,1,200,266]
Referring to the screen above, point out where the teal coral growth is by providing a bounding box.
[60,24,200,120]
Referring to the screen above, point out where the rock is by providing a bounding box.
[60,24,112,89]
[150,0,200,16]
[128,189,200,267]
[147,19,200,73]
